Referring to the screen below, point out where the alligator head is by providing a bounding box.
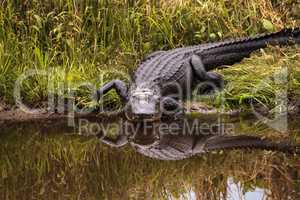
[125,87,161,121]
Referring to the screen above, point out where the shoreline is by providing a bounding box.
[1,104,298,125]
[1,99,299,125]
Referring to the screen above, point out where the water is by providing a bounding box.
[0,115,300,199]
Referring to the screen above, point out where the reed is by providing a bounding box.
[0,0,299,110]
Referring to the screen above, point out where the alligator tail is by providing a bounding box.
[203,135,298,154]
[201,27,300,70]
[262,27,300,45]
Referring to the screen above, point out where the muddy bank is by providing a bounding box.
[0,101,238,124]
[0,101,299,125]
[0,109,125,126]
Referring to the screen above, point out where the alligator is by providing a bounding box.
[97,119,299,160]
[95,28,300,121]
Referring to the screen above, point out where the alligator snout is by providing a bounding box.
[125,87,161,121]
[131,100,157,114]
[128,101,160,121]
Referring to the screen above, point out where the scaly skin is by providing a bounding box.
[97,120,299,160]
[96,28,300,120]
[133,28,300,94]
[131,134,298,161]
[95,28,300,159]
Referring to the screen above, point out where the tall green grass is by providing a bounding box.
[0,0,299,110]
[196,46,300,110]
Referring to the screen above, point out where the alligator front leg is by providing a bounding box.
[95,80,128,102]
[190,55,224,93]
[161,97,184,120]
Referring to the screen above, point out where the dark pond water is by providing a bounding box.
[0,114,300,199]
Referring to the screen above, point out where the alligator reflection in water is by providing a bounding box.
[1,116,300,199]
[94,117,299,160]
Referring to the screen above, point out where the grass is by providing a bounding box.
[0,119,300,199]
[196,46,300,111]
[1,2,300,198]
[0,0,299,111]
